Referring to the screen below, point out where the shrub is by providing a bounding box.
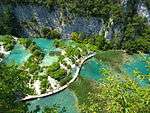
[0,53,4,58]
[60,75,72,86]
[71,32,80,42]
[51,68,67,81]
[124,38,150,54]
[79,73,150,113]
[47,62,60,73]
[41,28,61,39]
[47,29,61,39]
[41,79,49,94]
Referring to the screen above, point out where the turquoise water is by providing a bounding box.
[27,39,79,112]
[28,89,79,113]
[4,44,31,64]
[5,38,149,113]
[80,57,107,80]
[28,53,149,113]
[33,38,59,66]
[123,55,149,75]
[4,38,58,65]
[122,54,150,86]
[3,38,79,113]
[33,38,56,53]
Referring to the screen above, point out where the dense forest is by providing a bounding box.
[0,0,150,53]
[0,0,150,113]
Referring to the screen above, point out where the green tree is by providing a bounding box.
[124,16,147,41]
[43,105,66,113]
[124,37,150,54]
[0,64,32,113]
[71,32,80,42]
[79,70,150,113]
[41,28,61,39]
[0,5,22,37]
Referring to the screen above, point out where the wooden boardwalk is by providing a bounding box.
[21,52,96,101]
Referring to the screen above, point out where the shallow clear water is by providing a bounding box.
[4,44,31,64]
[40,54,58,66]
[122,54,150,86]
[123,55,149,75]
[80,57,107,80]
[28,89,79,113]
[33,38,56,53]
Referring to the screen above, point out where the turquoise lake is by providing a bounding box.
[28,89,79,113]
[4,44,31,64]
[33,38,56,53]
[122,54,150,86]
[80,57,107,80]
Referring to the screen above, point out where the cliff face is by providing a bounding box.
[138,3,150,23]
[0,2,149,38]
[12,5,102,38]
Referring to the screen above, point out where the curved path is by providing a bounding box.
[21,52,96,101]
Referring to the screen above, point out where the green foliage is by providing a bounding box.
[96,35,107,50]
[28,63,40,74]
[0,5,22,37]
[79,71,150,113]
[60,74,72,86]
[71,32,86,43]
[47,62,60,72]
[51,68,67,81]
[18,38,45,77]
[54,39,65,48]
[109,33,122,49]
[124,16,147,41]
[0,64,32,113]
[41,79,49,94]
[41,28,51,38]
[48,30,61,39]
[1,0,56,8]
[58,0,122,21]
[29,42,41,53]
[0,53,4,59]
[43,105,66,113]
[47,62,67,80]
[18,38,32,48]
[0,35,16,51]
[120,14,150,54]
[41,28,61,39]
[144,0,150,9]
[124,38,150,54]
[71,32,80,42]
[95,50,125,72]
[43,106,59,113]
